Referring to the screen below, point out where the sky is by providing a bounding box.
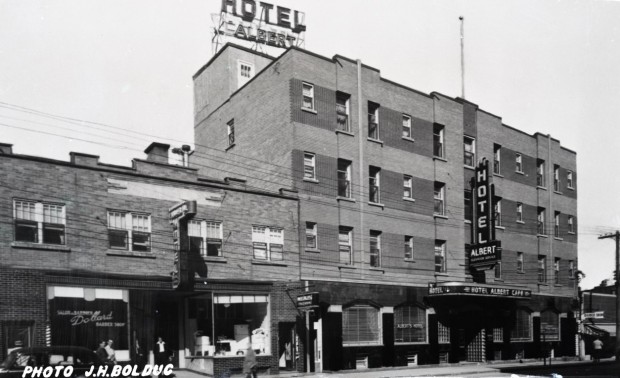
[1,0,619,290]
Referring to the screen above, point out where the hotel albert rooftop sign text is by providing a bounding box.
[213,0,306,49]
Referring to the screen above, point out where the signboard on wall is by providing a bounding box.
[469,159,501,269]
[428,282,531,299]
[170,200,197,290]
[297,292,319,311]
[212,0,306,52]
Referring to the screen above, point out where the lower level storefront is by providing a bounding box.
[0,269,303,377]
[308,280,578,372]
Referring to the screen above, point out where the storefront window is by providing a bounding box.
[342,305,381,346]
[3,321,34,354]
[438,320,450,344]
[213,294,270,356]
[394,305,427,343]
[510,308,532,341]
[540,310,560,341]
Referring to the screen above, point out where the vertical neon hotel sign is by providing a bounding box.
[469,159,501,269]
[215,0,306,48]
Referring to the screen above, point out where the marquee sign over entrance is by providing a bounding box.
[212,0,306,52]
[469,159,501,269]
[428,282,532,299]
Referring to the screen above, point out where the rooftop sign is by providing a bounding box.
[428,282,531,299]
[213,0,306,50]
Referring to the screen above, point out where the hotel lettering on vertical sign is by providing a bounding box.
[214,0,306,48]
[170,200,197,290]
[469,159,501,269]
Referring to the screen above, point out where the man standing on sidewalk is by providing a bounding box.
[593,337,604,362]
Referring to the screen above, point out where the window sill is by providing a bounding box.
[337,196,356,203]
[517,271,525,274]
[338,264,356,270]
[433,156,447,162]
[496,226,506,230]
[516,170,524,175]
[11,241,71,252]
[402,136,415,143]
[251,260,288,267]
[464,165,475,171]
[537,186,547,190]
[305,248,320,254]
[554,237,563,241]
[517,220,525,224]
[493,173,504,178]
[537,282,549,286]
[369,267,385,273]
[303,178,319,184]
[368,202,385,209]
[301,107,317,114]
[434,214,448,220]
[537,234,548,238]
[367,137,384,146]
[568,232,575,235]
[404,259,416,263]
[567,186,575,191]
[554,191,563,195]
[464,220,471,224]
[106,250,155,258]
[225,143,235,151]
[403,197,416,203]
[336,129,354,137]
[554,284,563,287]
[204,256,227,263]
[434,272,449,277]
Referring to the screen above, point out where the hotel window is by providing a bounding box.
[188,220,223,257]
[438,320,451,344]
[237,60,254,88]
[494,197,502,227]
[568,260,575,279]
[568,216,575,234]
[403,175,413,199]
[404,235,414,260]
[538,256,547,283]
[553,165,561,192]
[108,211,151,251]
[369,166,381,203]
[554,258,561,284]
[336,92,351,132]
[368,102,380,139]
[342,305,381,346]
[517,252,524,273]
[434,182,445,216]
[511,309,532,341]
[303,152,316,180]
[369,230,381,268]
[554,211,560,238]
[516,202,523,223]
[306,222,317,249]
[494,260,502,279]
[463,136,475,167]
[337,159,352,198]
[14,200,66,245]
[227,119,235,147]
[493,144,501,174]
[402,114,412,138]
[302,82,315,111]
[394,305,427,343]
[567,170,574,189]
[339,226,353,265]
[252,226,284,261]
[493,327,504,343]
[464,190,472,222]
[433,124,444,158]
[537,207,546,235]
[516,153,523,173]
[541,310,560,341]
[435,240,446,273]
[537,159,546,187]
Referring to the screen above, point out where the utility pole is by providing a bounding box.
[598,231,620,360]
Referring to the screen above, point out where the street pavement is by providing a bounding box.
[171,357,619,378]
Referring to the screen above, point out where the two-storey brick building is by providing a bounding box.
[192,43,579,370]
[0,142,302,377]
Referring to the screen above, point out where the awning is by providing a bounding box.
[428,282,531,299]
[583,323,616,337]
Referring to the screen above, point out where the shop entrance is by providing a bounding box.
[154,297,180,367]
[278,322,297,371]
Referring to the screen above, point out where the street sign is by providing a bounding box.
[297,292,319,311]
[583,311,605,319]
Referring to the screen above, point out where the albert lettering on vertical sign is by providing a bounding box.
[470,159,501,269]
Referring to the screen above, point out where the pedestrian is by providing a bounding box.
[96,340,108,363]
[134,339,145,371]
[155,337,168,365]
[243,345,258,378]
[105,339,117,364]
[592,337,603,362]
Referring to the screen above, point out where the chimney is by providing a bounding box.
[144,142,170,164]
[0,143,13,155]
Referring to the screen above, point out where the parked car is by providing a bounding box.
[0,346,107,378]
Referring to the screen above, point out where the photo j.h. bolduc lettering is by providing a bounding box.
[21,364,174,378]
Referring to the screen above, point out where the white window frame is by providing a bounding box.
[107,211,152,252]
[517,252,524,273]
[368,102,380,140]
[554,165,561,192]
[434,182,445,216]
[14,199,66,245]
[336,92,351,132]
[516,202,524,223]
[252,225,284,261]
[404,235,414,260]
[515,153,523,173]
[538,208,546,235]
[568,260,575,279]
[227,119,235,147]
[394,305,428,344]
[495,260,502,279]
[369,230,381,268]
[568,216,575,234]
[369,166,381,204]
[237,60,254,88]
[554,211,561,238]
[493,145,501,174]
[403,175,413,200]
[567,170,574,189]
[402,114,412,139]
[554,258,561,284]
[337,159,352,198]
[302,82,315,111]
[538,256,547,283]
[435,240,446,273]
[433,125,444,158]
[303,152,316,180]
[305,222,317,250]
[494,198,502,227]
[463,136,475,168]
[339,227,353,265]
[342,305,382,346]
[537,160,546,187]
[188,219,223,257]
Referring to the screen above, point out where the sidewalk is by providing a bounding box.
[173,357,614,378]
